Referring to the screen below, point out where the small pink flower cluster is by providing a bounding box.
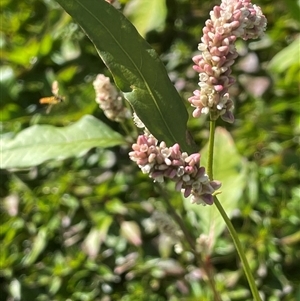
[129,134,221,205]
[188,0,267,123]
[93,74,131,122]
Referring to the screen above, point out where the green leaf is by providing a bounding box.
[0,115,125,169]
[120,220,142,246]
[82,214,113,258]
[124,0,167,37]
[55,0,194,152]
[22,228,48,267]
[267,37,300,73]
[285,0,300,22]
[184,128,247,251]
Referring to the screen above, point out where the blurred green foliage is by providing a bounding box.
[1,0,299,300]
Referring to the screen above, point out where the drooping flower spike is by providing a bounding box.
[129,133,221,205]
[188,0,267,123]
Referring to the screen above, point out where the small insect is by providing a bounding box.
[39,80,65,113]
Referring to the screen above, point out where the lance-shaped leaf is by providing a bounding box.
[1,115,125,169]
[56,0,195,152]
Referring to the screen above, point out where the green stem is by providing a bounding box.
[213,196,262,301]
[207,121,262,301]
[207,120,216,179]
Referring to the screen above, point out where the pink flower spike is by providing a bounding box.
[188,0,267,122]
[129,133,222,206]
[93,74,131,122]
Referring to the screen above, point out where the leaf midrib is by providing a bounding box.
[74,0,176,143]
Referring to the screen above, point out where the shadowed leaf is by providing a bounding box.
[55,0,195,152]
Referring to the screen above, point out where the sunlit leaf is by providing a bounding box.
[49,276,62,295]
[9,279,21,300]
[5,40,40,66]
[0,115,125,169]
[267,37,300,73]
[22,228,48,267]
[120,220,142,246]
[124,0,167,37]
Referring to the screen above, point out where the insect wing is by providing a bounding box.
[51,80,59,95]
[39,81,64,114]
[45,104,54,114]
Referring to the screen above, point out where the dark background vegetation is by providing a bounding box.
[1,0,299,300]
